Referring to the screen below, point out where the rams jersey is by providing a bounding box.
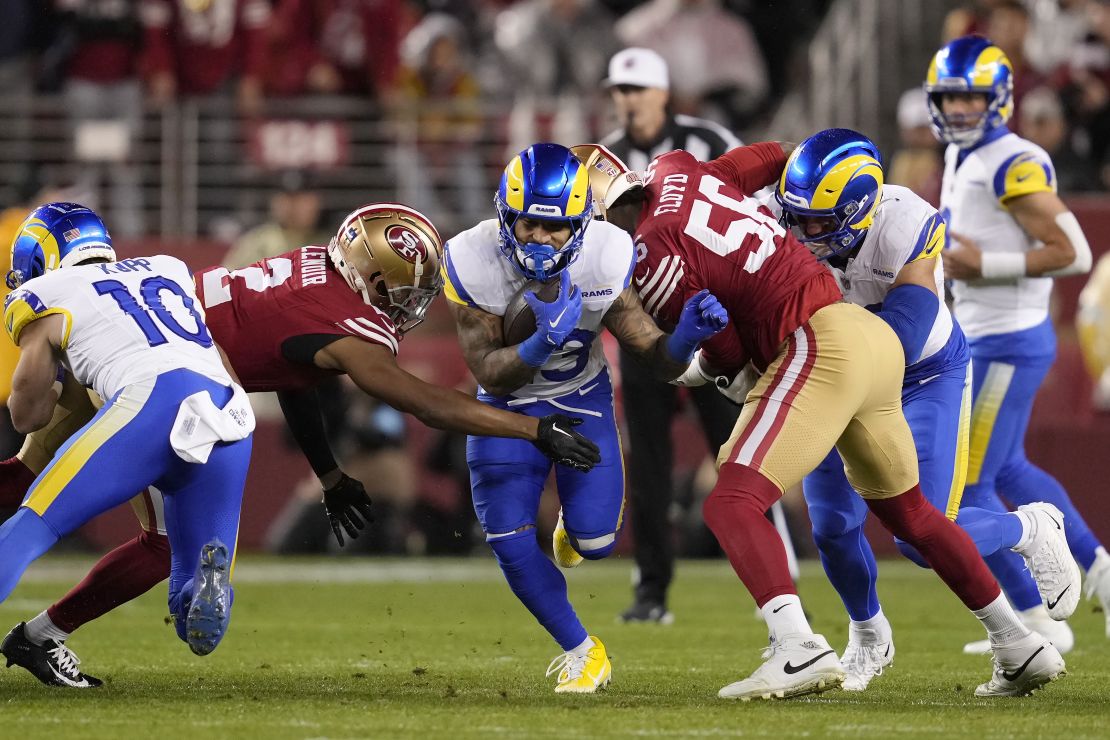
[442,219,634,401]
[4,255,232,401]
[194,246,401,392]
[834,185,966,382]
[941,130,1057,338]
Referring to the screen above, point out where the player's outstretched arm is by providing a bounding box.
[9,315,65,434]
[315,337,601,471]
[604,286,727,380]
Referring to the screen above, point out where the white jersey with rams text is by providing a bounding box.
[4,255,233,401]
[941,131,1058,338]
[442,219,635,401]
[834,185,952,366]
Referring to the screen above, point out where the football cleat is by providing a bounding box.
[975,630,1065,697]
[618,599,675,625]
[841,629,894,692]
[1012,503,1081,620]
[1,623,102,688]
[1085,549,1110,638]
[546,636,611,693]
[185,540,232,656]
[552,510,583,569]
[963,605,1075,655]
[718,633,845,701]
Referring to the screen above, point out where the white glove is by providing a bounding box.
[670,349,715,387]
[715,363,759,405]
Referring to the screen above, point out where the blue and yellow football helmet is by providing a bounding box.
[924,35,1014,148]
[496,143,593,282]
[775,128,884,262]
[7,202,115,289]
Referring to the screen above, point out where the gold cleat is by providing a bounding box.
[547,635,612,694]
[552,509,584,568]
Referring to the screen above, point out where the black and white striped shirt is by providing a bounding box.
[599,113,742,171]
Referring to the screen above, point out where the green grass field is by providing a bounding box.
[1,556,1107,739]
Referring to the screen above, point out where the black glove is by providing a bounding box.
[532,414,602,473]
[322,474,375,547]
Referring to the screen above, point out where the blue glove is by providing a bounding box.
[665,289,728,363]
[518,270,583,367]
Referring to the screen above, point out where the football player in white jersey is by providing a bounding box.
[443,143,727,693]
[0,203,254,674]
[926,36,1110,643]
[776,129,1077,692]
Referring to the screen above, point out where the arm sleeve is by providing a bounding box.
[875,283,939,365]
[703,142,788,195]
[277,386,339,479]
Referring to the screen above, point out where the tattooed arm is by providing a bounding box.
[447,301,538,397]
[603,286,688,381]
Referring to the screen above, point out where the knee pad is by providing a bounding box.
[487,527,539,572]
[809,505,864,542]
[569,530,617,560]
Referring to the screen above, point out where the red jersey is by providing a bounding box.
[633,144,841,374]
[194,246,399,392]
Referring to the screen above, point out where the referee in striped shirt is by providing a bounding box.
[601,48,792,624]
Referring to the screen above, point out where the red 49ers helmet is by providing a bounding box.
[328,203,444,333]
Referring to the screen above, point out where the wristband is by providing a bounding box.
[518,332,555,368]
[980,252,1026,279]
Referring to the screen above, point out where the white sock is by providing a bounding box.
[24,611,69,646]
[1011,511,1034,551]
[761,594,812,642]
[849,609,891,645]
[972,593,1031,646]
[569,636,594,657]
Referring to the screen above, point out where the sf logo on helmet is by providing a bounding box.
[385,225,428,264]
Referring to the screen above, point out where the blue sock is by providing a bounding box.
[956,506,1025,552]
[0,508,60,603]
[488,530,588,651]
[812,524,880,622]
[997,459,1102,569]
[984,548,1042,611]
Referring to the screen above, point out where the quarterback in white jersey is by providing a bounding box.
[443,143,726,694]
[0,203,254,673]
[927,36,1109,649]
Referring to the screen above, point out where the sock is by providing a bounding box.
[983,548,1043,611]
[47,530,171,633]
[996,459,1102,569]
[24,610,69,646]
[761,594,812,642]
[569,635,595,657]
[867,485,1001,610]
[703,463,794,607]
[954,506,1027,554]
[488,530,588,652]
[972,592,1031,646]
[812,520,881,622]
[849,608,891,645]
[0,456,37,509]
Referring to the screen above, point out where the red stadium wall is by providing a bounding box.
[79,200,1110,553]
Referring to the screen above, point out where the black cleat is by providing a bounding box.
[618,600,675,625]
[1,623,102,688]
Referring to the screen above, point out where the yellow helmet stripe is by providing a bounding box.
[809,155,882,211]
[970,46,1009,87]
[505,156,525,212]
[564,164,591,218]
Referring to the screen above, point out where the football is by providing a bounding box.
[502,278,561,346]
